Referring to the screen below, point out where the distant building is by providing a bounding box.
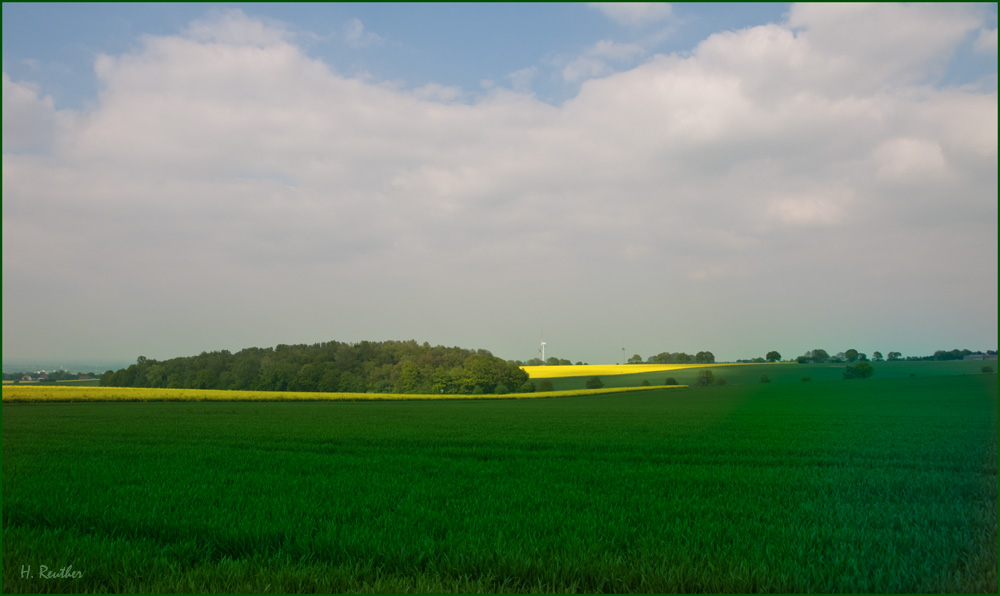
[964,354,998,361]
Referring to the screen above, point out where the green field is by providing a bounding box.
[2,373,997,593]
[538,359,996,390]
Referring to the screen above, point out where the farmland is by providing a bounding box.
[2,371,997,593]
[534,359,995,390]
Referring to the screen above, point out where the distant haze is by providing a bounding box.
[3,3,997,366]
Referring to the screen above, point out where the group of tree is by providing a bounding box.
[793,348,995,364]
[918,349,996,361]
[522,357,584,366]
[99,340,531,395]
[796,349,874,364]
[737,351,783,363]
[643,351,716,364]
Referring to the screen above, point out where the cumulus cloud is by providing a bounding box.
[590,3,673,27]
[2,5,996,362]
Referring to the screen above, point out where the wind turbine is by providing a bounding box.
[539,340,547,364]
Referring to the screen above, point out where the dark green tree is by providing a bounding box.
[695,351,715,364]
[810,349,830,363]
[585,376,604,389]
[843,361,874,379]
[765,351,781,362]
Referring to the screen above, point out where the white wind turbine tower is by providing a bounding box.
[539,340,547,364]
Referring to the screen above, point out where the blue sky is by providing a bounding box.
[3,3,803,110]
[2,3,997,366]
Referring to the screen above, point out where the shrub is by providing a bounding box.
[801,376,810,382]
[641,379,651,386]
[698,370,715,386]
[585,376,604,389]
[983,366,994,373]
[519,380,536,393]
[665,377,678,386]
[494,384,510,394]
[759,374,771,384]
[843,361,875,380]
[715,377,728,386]
[537,379,554,392]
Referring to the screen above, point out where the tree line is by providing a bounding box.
[99,340,532,395]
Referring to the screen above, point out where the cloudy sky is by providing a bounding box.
[3,3,997,367]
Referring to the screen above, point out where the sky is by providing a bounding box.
[2,2,997,367]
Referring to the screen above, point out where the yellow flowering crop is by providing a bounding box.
[1,384,683,403]
[520,363,714,379]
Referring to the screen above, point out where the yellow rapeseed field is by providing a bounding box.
[1,384,682,403]
[520,363,715,379]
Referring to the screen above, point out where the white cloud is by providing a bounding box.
[343,17,383,48]
[185,9,290,46]
[1,73,62,152]
[974,27,998,54]
[2,5,996,363]
[872,138,948,183]
[561,39,645,82]
[590,3,673,27]
[506,66,537,92]
[785,3,983,93]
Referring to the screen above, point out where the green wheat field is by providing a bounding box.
[2,371,997,592]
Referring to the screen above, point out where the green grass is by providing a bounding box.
[2,374,997,593]
[540,359,995,390]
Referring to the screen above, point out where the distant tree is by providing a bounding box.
[628,354,643,364]
[665,377,679,385]
[698,370,715,386]
[843,361,874,379]
[695,351,715,364]
[887,351,902,361]
[845,349,859,363]
[811,349,830,363]
[675,352,692,363]
[872,351,884,362]
[651,352,673,364]
[585,376,604,389]
[858,353,868,361]
[519,380,536,392]
[558,359,572,366]
[796,355,811,364]
[759,374,771,384]
[318,368,340,393]
[983,366,994,374]
[546,357,560,366]
[765,351,781,362]
[538,379,554,392]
